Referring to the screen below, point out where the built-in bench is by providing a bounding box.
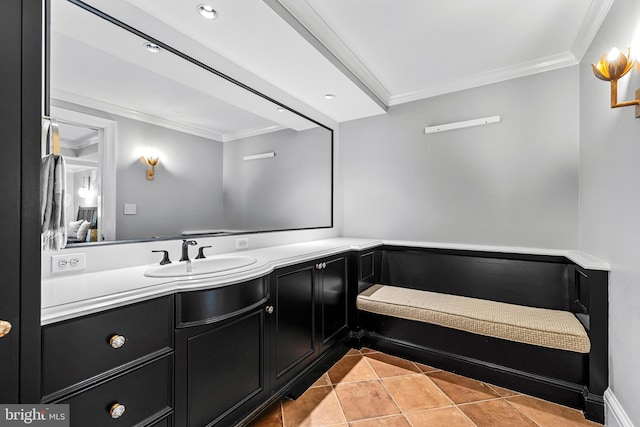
[357,285,591,353]
[352,245,608,423]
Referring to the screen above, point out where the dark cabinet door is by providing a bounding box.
[271,264,316,388]
[175,308,268,427]
[317,256,348,351]
[270,255,349,390]
[1,0,42,404]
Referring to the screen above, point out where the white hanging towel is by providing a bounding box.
[40,118,67,251]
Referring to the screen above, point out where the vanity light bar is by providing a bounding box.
[424,115,500,134]
[243,152,276,161]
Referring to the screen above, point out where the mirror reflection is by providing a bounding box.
[49,0,333,244]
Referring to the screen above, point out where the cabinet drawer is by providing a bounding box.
[176,277,268,327]
[61,355,173,427]
[42,296,173,399]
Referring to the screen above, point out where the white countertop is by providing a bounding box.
[41,237,610,325]
[41,238,381,325]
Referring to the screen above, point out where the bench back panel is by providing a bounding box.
[379,248,571,310]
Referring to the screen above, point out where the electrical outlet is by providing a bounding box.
[52,253,86,273]
[235,238,249,250]
[124,203,137,215]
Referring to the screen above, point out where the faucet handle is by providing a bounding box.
[152,250,172,265]
[196,246,212,259]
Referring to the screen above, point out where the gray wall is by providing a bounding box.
[115,116,224,240]
[340,67,580,248]
[579,0,640,424]
[223,127,332,231]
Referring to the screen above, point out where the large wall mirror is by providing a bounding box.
[48,0,333,245]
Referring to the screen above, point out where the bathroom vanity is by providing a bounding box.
[40,238,379,426]
[39,237,610,425]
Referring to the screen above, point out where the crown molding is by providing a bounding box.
[60,135,100,150]
[223,125,287,142]
[50,89,284,143]
[387,52,578,106]
[571,0,615,62]
[51,89,226,142]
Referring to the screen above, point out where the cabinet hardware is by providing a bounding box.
[109,403,126,419]
[265,306,274,314]
[0,320,11,339]
[109,334,126,349]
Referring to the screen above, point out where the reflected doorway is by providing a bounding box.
[58,121,101,242]
[50,104,118,243]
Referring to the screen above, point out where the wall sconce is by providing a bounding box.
[78,176,92,198]
[142,149,160,180]
[592,47,640,118]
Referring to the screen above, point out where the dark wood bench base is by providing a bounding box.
[353,246,608,424]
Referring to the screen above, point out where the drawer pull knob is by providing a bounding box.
[109,403,126,419]
[0,320,11,339]
[109,335,126,349]
[265,305,274,314]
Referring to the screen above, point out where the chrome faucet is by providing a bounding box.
[180,239,198,262]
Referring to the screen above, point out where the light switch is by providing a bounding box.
[124,203,137,215]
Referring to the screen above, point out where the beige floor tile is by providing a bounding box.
[459,398,538,427]
[382,374,452,412]
[282,386,346,427]
[310,373,332,388]
[485,383,520,397]
[334,380,401,421]
[426,370,500,404]
[248,402,283,427]
[507,395,603,426]
[250,350,603,427]
[405,407,477,427]
[347,414,411,427]
[328,355,378,384]
[414,362,440,373]
[364,352,421,378]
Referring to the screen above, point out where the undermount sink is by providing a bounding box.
[144,256,258,278]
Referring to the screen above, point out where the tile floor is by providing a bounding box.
[249,348,603,427]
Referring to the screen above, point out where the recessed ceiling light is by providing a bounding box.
[324,94,336,100]
[197,4,217,20]
[144,42,161,53]
[276,107,286,112]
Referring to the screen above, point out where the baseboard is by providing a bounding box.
[605,388,635,427]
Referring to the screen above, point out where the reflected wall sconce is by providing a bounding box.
[592,47,640,118]
[78,176,92,198]
[243,151,275,161]
[142,150,160,180]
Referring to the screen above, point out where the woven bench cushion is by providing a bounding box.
[357,284,590,353]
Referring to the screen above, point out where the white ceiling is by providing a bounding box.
[56,0,613,125]
[274,0,614,106]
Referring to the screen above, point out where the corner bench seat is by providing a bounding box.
[357,284,590,354]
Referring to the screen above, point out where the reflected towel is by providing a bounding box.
[40,153,67,250]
